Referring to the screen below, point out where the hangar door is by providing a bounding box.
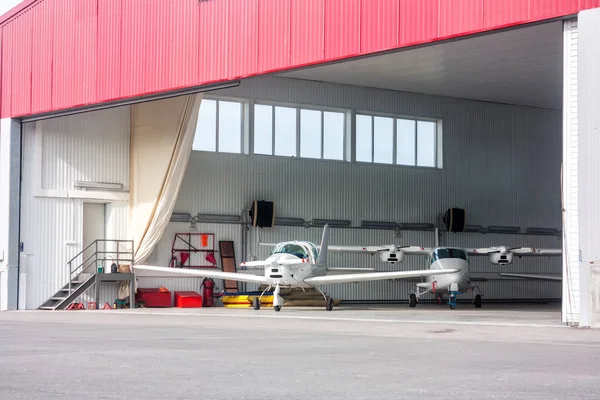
[562,18,580,326]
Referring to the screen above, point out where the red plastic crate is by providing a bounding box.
[174,291,203,308]
[136,288,172,308]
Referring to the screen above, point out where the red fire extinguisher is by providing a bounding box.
[201,278,215,307]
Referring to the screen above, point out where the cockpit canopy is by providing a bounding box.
[272,241,319,262]
[431,248,468,263]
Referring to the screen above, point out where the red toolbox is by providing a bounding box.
[136,288,172,307]
[174,291,203,308]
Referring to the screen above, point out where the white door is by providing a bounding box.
[83,203,106,274]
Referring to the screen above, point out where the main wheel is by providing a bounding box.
[253,297,261,310]
[274,305,282,312]
[325,296,334,311]
[474,294,482,308]
[449,304,456,309]
[409,293,417,308]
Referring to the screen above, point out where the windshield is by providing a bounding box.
[272,243,309,259]
[432,248,468,262]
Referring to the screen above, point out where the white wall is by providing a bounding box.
[151,76,564,302]
[20,107,132,309]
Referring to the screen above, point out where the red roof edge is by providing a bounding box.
[0,0,40,25]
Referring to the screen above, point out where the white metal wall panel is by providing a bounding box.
[562,19,581,324]
[576,9,600,327]
[20,109,131,309]
[38,106,130,191]
[160,76,563,302]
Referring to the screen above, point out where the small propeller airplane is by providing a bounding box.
[133,224,461,312]
[325,243,562,308]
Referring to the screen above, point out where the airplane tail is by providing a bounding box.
[317,224,329,266]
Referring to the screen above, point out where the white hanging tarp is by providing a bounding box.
[129,94,202,265]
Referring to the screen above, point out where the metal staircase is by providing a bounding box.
[39,239,134,310]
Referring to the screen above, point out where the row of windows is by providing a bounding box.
[192,98,441,168]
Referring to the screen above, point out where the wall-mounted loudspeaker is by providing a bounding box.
[250,200,275,228]
[443,208,466,232]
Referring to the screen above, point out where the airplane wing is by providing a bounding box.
[467,247,562,256]
[304,268,459,285]
[325,245,432,255]
[133,265,270,284]
[499,272,562,281]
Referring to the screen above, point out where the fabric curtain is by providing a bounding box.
[129,93,202,265]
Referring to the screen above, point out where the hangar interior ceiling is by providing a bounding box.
[278,22,564,110]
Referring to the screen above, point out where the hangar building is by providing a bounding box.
[0,0,599,326]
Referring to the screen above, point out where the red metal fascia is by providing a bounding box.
[2,0,600,119]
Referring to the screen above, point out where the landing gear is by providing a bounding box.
[409,293,417,308]
[252,297,260,310]
[473,294,482,308]
[326,296,334,311]
[272,284,283,312]
[448,292,460,309]
[314,286,334,311]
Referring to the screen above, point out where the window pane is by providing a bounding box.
[373,116,393,164]
[274,106,297,157]
[300,109,322,159]
[356,115,372,162]
[218,101,242,153]
[396,118,416,165]
[254,104,273,155]
[323,111,344,160]
[417,120,436,167]
[193,99,217,151]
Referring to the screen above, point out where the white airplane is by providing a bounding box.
[323,243,562,309]
[133,225,460,312]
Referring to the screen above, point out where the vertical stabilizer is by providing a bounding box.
[317,224,329,266]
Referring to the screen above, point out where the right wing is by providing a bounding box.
[133,265,270,284]
[499,272,562,282]
[304,268,459,285]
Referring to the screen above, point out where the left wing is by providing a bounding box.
[499,272,562,281]
[133,265,270,284]
[304,268,459,285]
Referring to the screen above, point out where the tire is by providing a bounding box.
[274,305,282,312]
[253,297,260,310]
[409,293,417,308]
[326,297,334,311]
[474,294,482,308]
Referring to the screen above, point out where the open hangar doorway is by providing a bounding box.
[161,20,568,318]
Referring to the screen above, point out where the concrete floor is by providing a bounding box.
[1,305,599,399]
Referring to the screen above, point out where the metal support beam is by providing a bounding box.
[0,118,22,310]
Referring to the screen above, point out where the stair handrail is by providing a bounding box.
[67,239,135,297]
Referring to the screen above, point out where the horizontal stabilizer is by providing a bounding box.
[499,272,562,281]
[326,245,431,255]
[304,268,459,285]
[133,265,270,284]
[240,258,308,268]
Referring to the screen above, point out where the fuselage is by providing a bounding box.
[417,247,471,295]
[261,241,324,287]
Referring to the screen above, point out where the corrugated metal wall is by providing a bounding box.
[159,76,564,302]
[576,8,600,327]
[561,19,581,324]
[2,0,600,119]
[20,107,131,309]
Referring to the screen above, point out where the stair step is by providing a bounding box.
[40,306,55,310]
[51,297,66,301]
